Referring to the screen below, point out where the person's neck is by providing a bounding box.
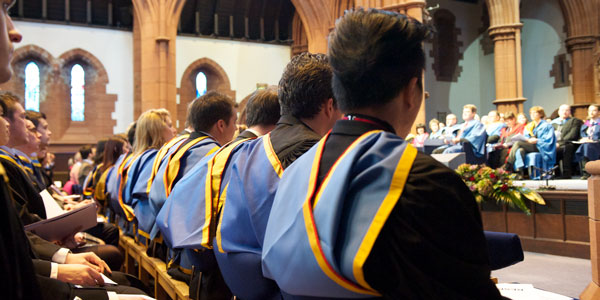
[6,140,23,149]
[14,146,34,157]
[345,107,403,135]
[301,117,329,137]
[248,124,275,136]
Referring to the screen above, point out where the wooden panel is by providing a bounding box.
[521,237,590,259]
[507,212,533,237]
[535,214,564,240]
[566,215,590,242]
[481,211,506,232]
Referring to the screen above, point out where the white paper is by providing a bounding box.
[115,295,155,300]
[496,284,539,300]
[496,284,574,300]
[573,140,599,144]
[509,134,528,143]
[25,203,98,242]
[40,189,64,218]
[101,273,118,285]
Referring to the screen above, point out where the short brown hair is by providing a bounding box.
[504,111,516,120]
[463,104,477,113]
[529,106,546,119]
[187,91,236,132]
[0,92,23,121]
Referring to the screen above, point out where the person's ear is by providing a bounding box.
[217,119,226,133]
[403,77,421,111]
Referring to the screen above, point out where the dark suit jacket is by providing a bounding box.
[553,117,583,146]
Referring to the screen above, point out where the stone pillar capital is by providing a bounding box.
[566,35,598,52]
[379,0,426,12]
[488,23,522,41]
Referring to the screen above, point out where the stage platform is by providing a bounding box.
[514,179,588,191]
[480,179,590,259]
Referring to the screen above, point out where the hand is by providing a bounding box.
[452,137,460,144]
[65,252,112,274]
[528,137,538,144]
[57,264,105,286]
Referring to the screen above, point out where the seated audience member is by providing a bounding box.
[575,104,600,178]
[505,106,556,174]
[517,112,528,125]
[428,118,442,139]
[235,87,280,141]
[157,52,339,300]
[262,9,502,299]
[411,123,428,147]
[93,136,127,212]
[0,12,147,298]
[441,104,487,157]
[488,112,525,168]
[440,113,458,137]
[14,118,45,189]
[120,109,176,228]
[82,138,108,194]
[551,104,582,179]
[69,151,83,186]
[78,144,96,187]
[26,110,53,187]
[486,110,506,143]
[106,123,135,225]
[146,92,236,241]
[432,113,459,153]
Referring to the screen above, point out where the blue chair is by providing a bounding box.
[484,231,524,270]
[463,141,488,165]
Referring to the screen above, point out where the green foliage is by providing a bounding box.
[455,164,546,215]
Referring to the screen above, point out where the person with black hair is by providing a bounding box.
[262,9,503,299]
[235,87,280,141]
[156,52,339,300]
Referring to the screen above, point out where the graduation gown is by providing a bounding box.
[263,119,502,299]
[143,132,219,239]
[575,119,600,161]
[460,120,487,157]
[515,120,556,171]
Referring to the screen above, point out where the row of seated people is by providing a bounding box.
[409,103,600,179]
[0,81,149,298]
[85,10,509,299]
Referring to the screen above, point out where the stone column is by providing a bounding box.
[567,36,596,106]
[290,0,333,54]
[558,0,599,118]
[486,0,526,114]
[581,161,600,299]
[132,0,186,120]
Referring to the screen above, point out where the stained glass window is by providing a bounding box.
[196,72,207,98]
[24,62,40,112]
[70,64,85,121]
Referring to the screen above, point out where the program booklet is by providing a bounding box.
[25,202,97,242]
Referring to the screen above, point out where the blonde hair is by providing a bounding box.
[133,108,172,156]
[529,106,546,119]
[463,104,477,113]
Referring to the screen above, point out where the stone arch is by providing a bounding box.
[178,58,235,129]
[0,45,58,111]
[47,48,117,143]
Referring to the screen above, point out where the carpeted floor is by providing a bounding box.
[492,251,591,299]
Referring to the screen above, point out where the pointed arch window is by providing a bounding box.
[24,62,40,112]
[70,64,85,121]
[196,72,207,98]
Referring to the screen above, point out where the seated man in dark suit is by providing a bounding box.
[551,104,582,179]
[235,87,280,141]
[262,9,503,299]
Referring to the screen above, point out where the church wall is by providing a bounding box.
[176,36,291,105]
[423,0,495,124]
[13,21,134,134]
[520,0,570,116]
